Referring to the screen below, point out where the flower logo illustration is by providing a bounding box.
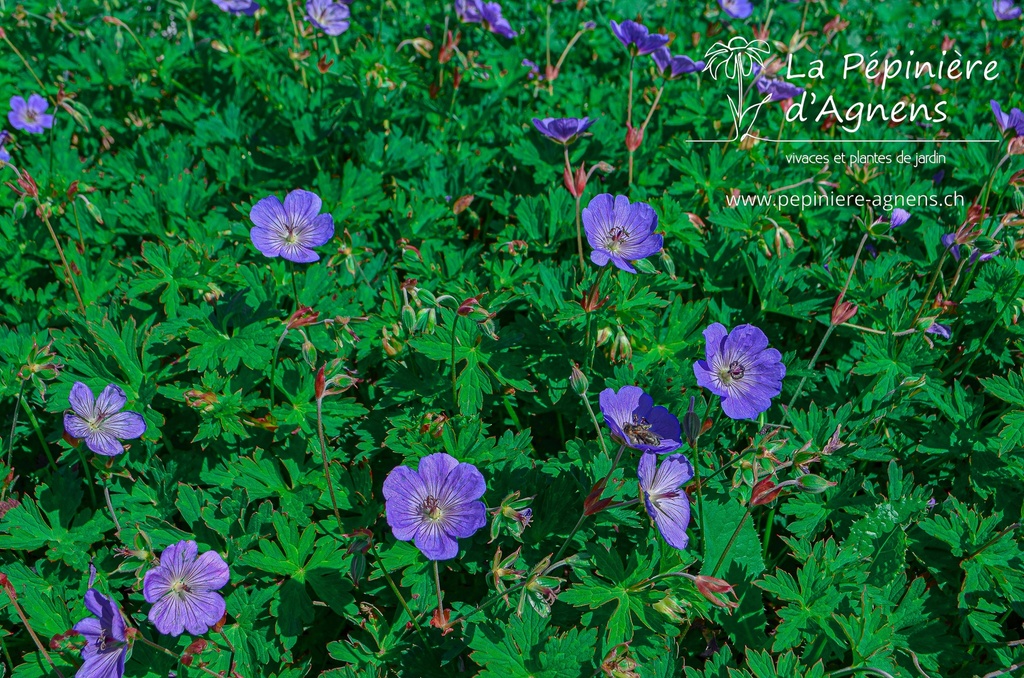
[702,37,773,141]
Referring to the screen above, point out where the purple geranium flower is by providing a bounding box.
[638,452,693,549]
[212,0,259,15]
[144,540,230,637]
[383,453,487,560]
[719,0,753,19]
[652,48,705,79]
[599,386,681,454]
[889,208,911,229]
[610,20,669,56]
[751,63,803,102]
[523,59,544,80]
[582,194,663,273]
[694,323,786,420]
[0,130,10,163]
[306,0,350,35]
[457,0,516,37]
[991,100,1024,136]
[249,189,335,263]
[994,0,1022,20]
[74,589,128,678]
[8,95,54,134]
[532,117,594,144]
[64,383,146,457]
[941,233,999,267]
[926,323,951,340]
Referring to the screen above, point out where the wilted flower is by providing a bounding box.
[991,100,1024,136]
[599,385,681,454]
[64,382,147,457]
[532,117,594,145]
[719,0,753,19]
[249,189,335,263]
[638,452,694,549]
[8,95,54,134]
[144,540,230,637]
[693,323,786,420]
[610,20,669,56]
[888,208,911,229]
[457,0,516,38]
[582,194,663,273]
[383,453,487,560]
[74,589,129,678]
[651,48,705,79]
[306,0,350,35]
[994,0,1022,20]
[926,322,951,340]
[212,0,260,15]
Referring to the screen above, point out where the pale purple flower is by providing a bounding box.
[0,130,10,163]
[74,589,128,678]
[941,233,999,267]
[8,95,54,134]
[523,59,544,80]
[694,323,786,420]
[991,100,1024,135]
[610,20,669,56]
[306,0,350,35]
[599,385,681,454]
[64,383,146,457]
[383,453,487,560]
[752,63,803,102]
[652,48,705,79]
[582,194,663,273]
[457,0,516,38]
[144,540,230,637]
[638,452,693,549]
[249,189,335,263]
[994,0,1022,20]
[212,0,259,15]
[926,323,951,340]
[532,117,594,144]
[719,0,753,19]
[889,208,911,229]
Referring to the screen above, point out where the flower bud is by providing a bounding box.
[1010,135,1024,156]
[301,339,317,369]
[285,306,319,330]
[315,365,326,400]
[382,329,402,356]
[415,307,436,333]
[610,329,632,363]
[659,250,677,280]
[563,164,580,198]
[830,299,858,326]
[570,363,589,395]
[694,575,739,610]
[595,326,613,347]
[682,396,701,446]
[452,194,475,214]
[653,594,687,622]
[401,303,417,332]
[574,163,587,197]
[625,125,643,152]
[796,474,835,494]
[750,478,783,506]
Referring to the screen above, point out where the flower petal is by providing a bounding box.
[440,499,487,539]
[95,384,127,418]
[101,411,146,440]
[69,382,96,419]
[417,453,460,497]
[84,431,125,457]
[414,522,459,560]
[283,189,323,224]
[186,550,230,592]
[249,195,288,232]
[65,413,92,439]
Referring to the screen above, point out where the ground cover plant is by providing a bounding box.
[2,0,1024,676]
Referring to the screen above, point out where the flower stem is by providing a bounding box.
[315,396,345,536]
[1,35,46,92]
[217,628,238,678]
[551,511,588,565]
[433,560,445,627]
[19,397,57,474]
[565,145,585,270]
[444,579,531,629]
[450,313,461,409]
[135,637,223,678]
[289,263,301,312]
[711,508,750,577]
[4,381,25,476]
[268,330,287,419]
[368,540,431,647]
[911,250,950,327]
[579,392,608,458]
[74,448,98,505]
[41,212,86,316]
[627,55,635,188]
[104,483,121,536]
[0,580,65,678]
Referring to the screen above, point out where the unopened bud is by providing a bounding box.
[1009,136,1024,156]
[452,194,475,214]
[401,303,417,332]
[796,474,835,493]
[563,165,580,197]
[382,329,402,356]
[570,363,589,395]
[595,326,613,347]
[830,300,858,326]
[659,250,676,280]
[315,365,326,400]
[694,575,739,610]
[682,397,700,446]
[750,478,783,506]
[625,125,643,152]
[285,305,319,330]
[610,329,632,363]
[415,307,436,333]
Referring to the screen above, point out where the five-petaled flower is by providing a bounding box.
[144,540,231,637]
[694,323,786,420]
[8,95,54,134]
[306,0,350,36]
[74,589,129,678]
[383,452,487,560]
[582,194,663,273]
[532,117,595,145]
[610,20,669,56]
[249,189,336,263]
[212,0,260,15]
[638,452,694,549]
[599,385,682,454]
[64,382,147,457]
[457,0,516,38]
